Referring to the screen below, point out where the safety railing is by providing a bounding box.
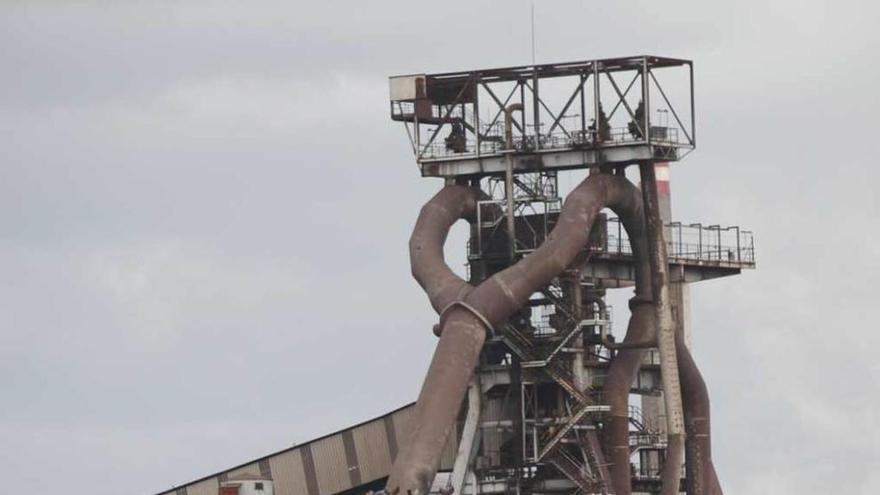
[418,125,689,161]
[603,217,755,267]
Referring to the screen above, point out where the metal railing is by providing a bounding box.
[418,125,687,161]
[604,217,755,267]
[468,215,755,272]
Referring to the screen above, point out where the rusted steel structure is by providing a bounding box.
[382,56,755,495]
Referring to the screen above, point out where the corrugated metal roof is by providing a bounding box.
[157,402,455,495]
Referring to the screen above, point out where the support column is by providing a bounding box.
[638,161,685,495]
[641,161,673,447]
[640,162,700,492]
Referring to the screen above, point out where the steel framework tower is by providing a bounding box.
[385,56,755,495]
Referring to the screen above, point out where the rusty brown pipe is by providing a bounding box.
[604,298,655,495]
[409,185,488,315]
[590,295,655,351]
[605,310,724,495]
[605,203,721,494]
[406,174,719,495]
[599,183,654,495]
[678,322,723,494]
[503,103,523,261]
[606,164,716,495]
[410,184,504,339]
[386,172,648,495]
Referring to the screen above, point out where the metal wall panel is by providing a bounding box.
[352,418,393,483]
[258,459,272,479]
[482,397,505,422]
[340,430,362,486]
[391,406,414,451]
[185,478,218,495]
[268,450,309,495]
[226,462,262,480]
[482,427,503,467]
[311,434,351,495]
[382,415,399,460]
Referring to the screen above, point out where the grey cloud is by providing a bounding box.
[1,1,878,494]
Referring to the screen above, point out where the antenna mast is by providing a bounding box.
[530,4,536,65]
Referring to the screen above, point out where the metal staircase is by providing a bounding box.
[545,448,605,494]
[499,287,611,494]
[628,405,665,455]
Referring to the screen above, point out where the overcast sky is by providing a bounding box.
[1,1,878,494]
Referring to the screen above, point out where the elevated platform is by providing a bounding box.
[587,217,755,286]
[390,55,695,178]
[472,211,756,287]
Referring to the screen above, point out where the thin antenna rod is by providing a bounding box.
[530,4,536,65]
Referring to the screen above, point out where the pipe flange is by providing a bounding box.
[439,300,496,338]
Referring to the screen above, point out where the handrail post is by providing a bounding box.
[735,226,741,262]
[677,223,683,259]
[697,225,702,259]
[618,218,622,255]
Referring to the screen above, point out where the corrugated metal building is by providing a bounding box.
[158,403,459,495]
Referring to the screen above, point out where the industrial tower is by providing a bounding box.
[383,56,755,495]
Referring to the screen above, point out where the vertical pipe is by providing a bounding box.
[504,104,524,261]
[677,310,723,495]
[638,161,685,495]
[476,201,483,257]
[601,188,651,495]
[505,156,516,260]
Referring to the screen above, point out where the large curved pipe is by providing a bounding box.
[410,181,656,494]
[603,298,654,494]
[678,319,723,494]
[386,172,649,495]
[605,292,724,495]
[396,170,705,494]
[410,185,488,314]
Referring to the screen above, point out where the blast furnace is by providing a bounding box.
[382,56,755,495]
